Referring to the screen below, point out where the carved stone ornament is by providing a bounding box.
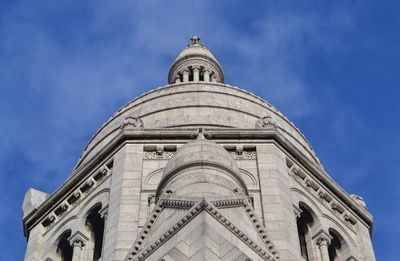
[68,231,89,248]
[312,229,332,246]
[143,151,174,160]
[351,194,367,208]
[121,115,144,130]
[255,116,277,129]
[230,150,256,160]
[293,204,303,218]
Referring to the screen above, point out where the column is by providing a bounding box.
[211,74,217,83]
[68,231,88,261]
[182,69,190,82]
[203,70,210,82]
[175,75,181,84]
[293,204,304,258]
[193,66,200,81]
[313,230,332,261]
[99,207,108,258]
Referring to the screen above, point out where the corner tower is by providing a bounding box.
[23,37,375,261]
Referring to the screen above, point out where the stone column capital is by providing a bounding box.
[99,207,109,219]
[312,229,332,246]
[68,231,89,249]
[192,66,201,71]
[181,69,190,75]
[293,204,303,218]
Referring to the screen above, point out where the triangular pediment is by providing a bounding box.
[125,198,279,261]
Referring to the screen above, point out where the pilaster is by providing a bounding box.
[256,144,299,260]
[24,224,44,261]
[356,223,376,261]
[103,144,143,260]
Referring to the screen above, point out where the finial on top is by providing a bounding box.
[190,36,202,46]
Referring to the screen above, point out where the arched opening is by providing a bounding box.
[56,230,73,261]
[86,205,105,261]
[296,203,319,261]
[328,229,346,261]
[188,68,194,81]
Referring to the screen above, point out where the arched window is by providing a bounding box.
[328,229,343,261]
[296,205,315,261]
[56,230,73,261]
[86,205,105,261]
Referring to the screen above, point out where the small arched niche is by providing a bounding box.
[85,204,105,261]
[296,203,320,261]
[328,228,351,261]
[56,229,73,261]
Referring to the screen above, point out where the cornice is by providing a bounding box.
[75,83,318,168]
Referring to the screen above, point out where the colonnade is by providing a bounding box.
[174,66,217,83]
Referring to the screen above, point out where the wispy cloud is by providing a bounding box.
[0,1,398,260]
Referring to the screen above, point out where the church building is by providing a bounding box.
[22,37,375,261]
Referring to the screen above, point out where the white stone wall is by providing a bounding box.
[24,141,375,261]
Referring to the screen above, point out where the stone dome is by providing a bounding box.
[174,40,217,62]
[163,133,240,177]
[156,133,248,198]
[168,36,224,84]
[73,37,321,172]
[74,83,321,171]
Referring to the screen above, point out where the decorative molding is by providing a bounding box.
[211,199,244,208]
[230,150,256,160]
[126,203,201,261]
[41,163,112,230]
[160,199,196,209]
[68,231,89,248]
[205,202,278,260]
[125,199,279,261]
[289,163,358,230]
[143,151,174,160]
[121,115,144,130]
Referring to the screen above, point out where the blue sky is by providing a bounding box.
[0,1,399,260]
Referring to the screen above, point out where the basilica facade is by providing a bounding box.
[22,37,375,261]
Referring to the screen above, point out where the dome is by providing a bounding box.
[174,41,217,62]
[168,36,224,84]
[73,38,321,172]
[163,133,240,177]
[156,133,247,198]
[74,83,320,171]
